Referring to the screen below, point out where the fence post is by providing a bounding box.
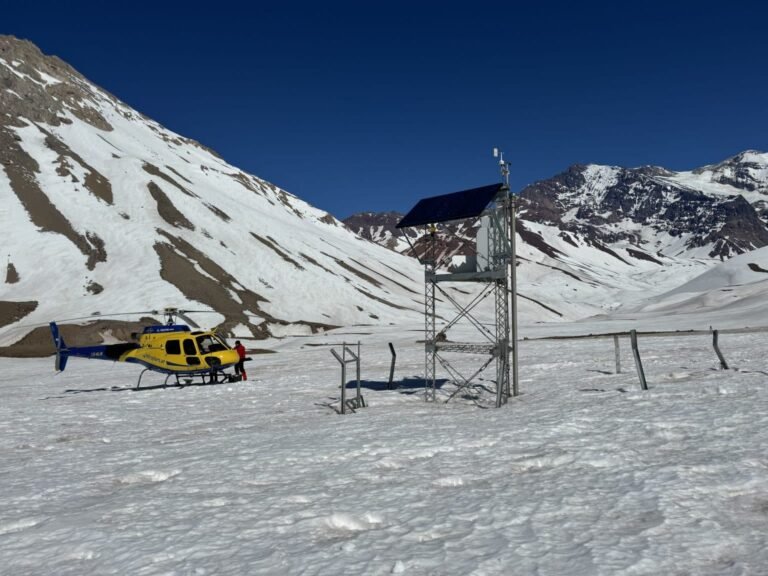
[341,343,347,414]
[331,344,348,414]
[630,330,648,391]
[712,330,729,370]
[614,334,621,374]
[388,342,397,389]
[355,341,362,405]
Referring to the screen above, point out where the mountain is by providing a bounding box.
[4,35,767,358]
[347,153,768,262]
[345,152,768,324]
[519,157,768,259]
[0,36,428,354]
[691,150,768,195]
[343,210,478,266]
[341,211,406,250]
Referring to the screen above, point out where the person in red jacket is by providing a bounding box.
[234,340,247,381]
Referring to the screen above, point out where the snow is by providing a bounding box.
[0,58,60,87]
[668,152,768,203]
[657,246,768,297]
[35,69,61,85]
[579,165,620,206]
[671,171,764,203]
[2,297,768,574]
[0,57,26,79]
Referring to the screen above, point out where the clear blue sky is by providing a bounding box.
[4,1,767,218]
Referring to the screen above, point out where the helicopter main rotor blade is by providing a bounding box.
[176,312,200,328]
[51,307,221,328]
[53,311,161,323]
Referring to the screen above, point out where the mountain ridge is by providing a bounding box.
[344,151,768,331]
[346,151,768,262]
[0,35,428,354]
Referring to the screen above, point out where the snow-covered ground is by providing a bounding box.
[2,313,768,575]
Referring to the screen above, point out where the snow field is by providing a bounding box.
[1,324,767,575]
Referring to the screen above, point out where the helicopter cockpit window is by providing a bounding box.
[210,335,228,351]
[183,339,197,355]
[165,339,181,355]
[196,335,214,354]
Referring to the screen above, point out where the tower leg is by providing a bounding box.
[425,269,436,402]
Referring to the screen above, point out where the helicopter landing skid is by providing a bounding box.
[134,368,175,390]
[134,368,239,389]
[135,368,151,390]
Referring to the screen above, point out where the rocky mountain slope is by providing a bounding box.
[346,152,768,263]
[0,36,428,354]
[345,152,768,324]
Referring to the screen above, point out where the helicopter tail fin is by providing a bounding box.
[50,322,69,372]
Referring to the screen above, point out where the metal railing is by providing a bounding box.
[330,341,365,414]
[529,326,768,390]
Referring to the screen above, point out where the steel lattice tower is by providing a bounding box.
[402,187,516,406]
[397,154,519,407]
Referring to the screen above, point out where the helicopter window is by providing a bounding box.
[209,335,227,352]
[196,335,215,354]
[165,339,181,355]
[183,339,197,355]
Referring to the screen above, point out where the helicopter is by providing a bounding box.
[49,307,244,388]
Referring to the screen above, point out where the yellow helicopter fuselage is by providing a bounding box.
[123,325,239,374]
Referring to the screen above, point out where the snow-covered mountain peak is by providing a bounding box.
[574,164,621,205]
[688,150,768,195]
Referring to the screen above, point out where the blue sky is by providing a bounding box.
[4,1,767,217]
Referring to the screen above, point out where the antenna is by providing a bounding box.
[493,148,511,188]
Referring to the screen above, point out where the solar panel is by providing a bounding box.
[396,183,503,228]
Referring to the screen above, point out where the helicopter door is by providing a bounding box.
[183,339,201,366]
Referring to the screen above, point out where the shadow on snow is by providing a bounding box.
[59,379,238,394]
[343,376,449,395]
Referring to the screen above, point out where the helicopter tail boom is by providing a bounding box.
[50,322,140,371]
